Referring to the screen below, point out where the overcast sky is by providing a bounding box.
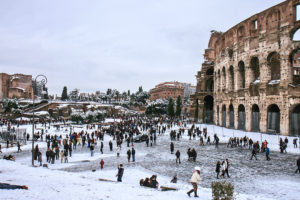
[0,0,284,95]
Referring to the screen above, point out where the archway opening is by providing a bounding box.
[238,104,246,130]
[251,104,260,132]
[217,106,220,126]
[290,104,300,136]
[229,104,234,128]
[238,61,245,89]
[289,49,300,85]
[250,57,260,83]
[203,95,214,124]
[267,52,281,81]
[267,104,280,133]
[205,78,214,92]
[229,66,234,91]
[222,105,226,127]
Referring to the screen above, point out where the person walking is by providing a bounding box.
[90,143,94,157]
[100,159,104,170]
[170,142,174,154]
[60,150,64,163]
[127,149,131,162]
[175,150,181,164]
[266,147,271,161]
[116,145,120,157]
[224,159,230,178]
[295,157,300,173]
[116,164,124,182]
[100,141,103,154]
[216,161,221,179]
[17,141,22,153]
[250,149,258,160]
[187,166,201,197]
[109,140,113,151]
[38,151,42,166]
[131,147,135,162]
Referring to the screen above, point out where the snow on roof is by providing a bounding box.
[9,87,25,91]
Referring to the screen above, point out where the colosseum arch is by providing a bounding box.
[222,104,226,127]
[205,78,214,92]
[229,66,234,91]
[267,104,280,133]
[290,104,300,136]
[203,95,214,124]
[229,104,234,128]
[267,52,281,81]
[289,48,300,85]
[250,57,260,83]
[251,104,260,132]
[238,104,246,130]
[217,105,220,126]
[222,67,226,90]
[218,70,221,90]
[238,61,246,89]
[206,67,214,76]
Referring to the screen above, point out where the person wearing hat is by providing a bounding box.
[187,166,201,197]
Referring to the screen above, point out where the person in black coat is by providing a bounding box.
[250,149,258,160]
[170,142,174,154]
[116,164,124,182]
[175,150,181,164]
[295,157,300,173]
[127,149,131,162]
[109,140,113,151]
[216,161,221,179]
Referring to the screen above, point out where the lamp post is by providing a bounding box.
[32,74,47,166]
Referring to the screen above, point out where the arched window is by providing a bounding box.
[267,104,280,133]
[229,66,234,91]
[289,49,300,85]
[206,68,214,76]
[250,57,260,83]
[229,104,234,128]
[290,104,300,136]
[222,67,226,90]
[268,52,281,80]
[251,104,260,132]
[238,104,246,130]
[222,105,226,127]
[238,61,245,89]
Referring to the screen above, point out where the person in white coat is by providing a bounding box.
[187,166,201,197]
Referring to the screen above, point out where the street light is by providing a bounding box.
[32,74,47,166]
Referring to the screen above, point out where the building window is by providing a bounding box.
[297,5,300,21]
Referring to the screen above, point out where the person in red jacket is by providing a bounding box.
[100,159,104,170]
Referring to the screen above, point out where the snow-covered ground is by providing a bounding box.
[1,122,300,200]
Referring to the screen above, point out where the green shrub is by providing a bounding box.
[211,181,234,200]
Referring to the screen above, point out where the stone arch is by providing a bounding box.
[206,67,214,76]
[251,104,260,132]
[205,77,214,92]
[229,66,234,91]
[217,105,220,126]
[267,104,280,133]
[250,57,260,83]
[222,66,226,90]
[267,52,281,80]
[218,70,221,90]
[229,104,234,128]
[238,61,246,89]
[203,95,214,124]
[290,104,300,136]
[222,104,226,127]
[238,104,246,130]
[289,48,300,85]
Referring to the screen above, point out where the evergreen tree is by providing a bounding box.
[168,98,175,117]
[61,86,68,101]
[127,90,130,96]
[176,96,182,117]
[138,86,143,93]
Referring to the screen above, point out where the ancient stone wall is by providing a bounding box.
[191,0,300,136]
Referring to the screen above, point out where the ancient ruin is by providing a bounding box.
[190,0,300,136]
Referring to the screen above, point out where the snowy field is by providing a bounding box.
[1,122,300,200]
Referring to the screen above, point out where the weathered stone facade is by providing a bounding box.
[0,73,33,99]
[150,82,184,102]
[191,0,300,136]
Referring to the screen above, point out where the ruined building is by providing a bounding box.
[0,73,33,99]
[190,0,300,136]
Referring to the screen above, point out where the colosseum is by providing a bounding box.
[190,0,300,136]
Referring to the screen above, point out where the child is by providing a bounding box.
[60,150,64,163]
[100,159,104,170]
